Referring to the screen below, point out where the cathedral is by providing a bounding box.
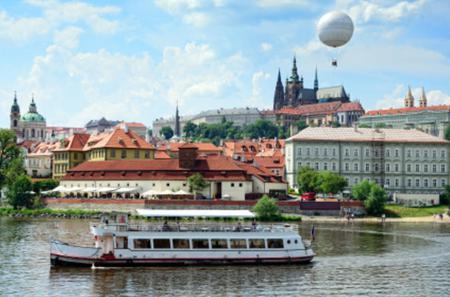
[10,92,47,142]
[273,57,350,110]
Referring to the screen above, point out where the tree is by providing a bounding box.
[295,121,308,132]
[7,174,34,209]
[244,119,279,139]
[187,173,208,198]
[364,184,387,215]
[351,179,373,201]
[439,184,450,205]
[183,121,197,138]
[445,124,450,141]
[296,166,320,194]
[33,179,59,195]
[252,195,280,221]
[160,126,174,140]
[318,171,347,195]
[0,129,22,188]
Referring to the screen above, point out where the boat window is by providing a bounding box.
[248,239,265,249]
[115,237,128,249]
[211,239,228,249]
[267,239,284,249]
[133,239,151,249]
[192,239,209,249]
[173,239,190,249]
[153,239,171,249]
[230,239,247,249]
[294,239,298,244]
[287,240,291,244]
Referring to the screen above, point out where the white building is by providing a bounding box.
[285,127,450,195]
[25,141,62,178]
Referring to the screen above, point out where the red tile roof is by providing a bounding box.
[276,101,364,116]
[159,142,222,153]
[84,128,153,150]
[54,133,90,152]
[365,105,450,116]
[155,150,171,159]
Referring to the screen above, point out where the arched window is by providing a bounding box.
[13,120,17,127]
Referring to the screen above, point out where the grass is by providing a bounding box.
[385,204,449,218]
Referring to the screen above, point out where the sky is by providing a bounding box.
[1,0,450,129]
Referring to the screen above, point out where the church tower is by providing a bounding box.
[419,87,427,108]
[314,67,319,91]
[285,56,301,106]
[175,101,181,137]
[273,69,285,110]
[404,86,415,108]
[10,91,21,138]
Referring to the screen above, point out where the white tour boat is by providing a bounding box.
[50,209,315,267]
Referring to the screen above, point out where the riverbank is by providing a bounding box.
[0,208,302,222]
[301,213,450,223]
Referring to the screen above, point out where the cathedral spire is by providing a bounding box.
[175,100,181,137]
[404,86,415,108]
[314,66,319,91]
[290,55,299,82]
[419,87,427,108]
[11,91,20,114]
[273,69,285,110]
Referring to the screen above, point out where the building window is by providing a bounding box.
[395,164,399,172]
[407,179,412,187]
[374,163,379,172]
[395,149,399,158]
[441,150,446,159]
[415,179,420,187]
[433,164,437,173]
[145,151,150,158]
[297,148,302,155]
[365,148,370,157]
[134,150,140,158]
[306,148,310,156]
[365,163,370,172]
[424,150,428,158]
[323,148,327,156]
[345,149,349,157]
[110,149,116,158]
[385,179,390,186]
[324,163,328,171]
[345,163,349,171]
[354,149,358,157]
[407,150,411,158]
[441,164,446,173]
[424,164,428,173]
[395,179,399,187]
[415,150,420,158]
[407,164,411,172]
[442,179,446,187]
[385,149,390,157]
[354,163,358,172]
[433,150,437,159]
[332,148,336,156]
[416,164,420,172]
[354,177,359,185]
[315,163,319,170]
[121,150,127,159]
[424,179,429,188]
[433,179,437,187]
[386,164,390,172]
[315,148,319,156]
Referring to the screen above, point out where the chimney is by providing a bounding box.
[178,144,198,169]
[123,123,129,133]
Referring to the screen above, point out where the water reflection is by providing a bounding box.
[1,218,450,297]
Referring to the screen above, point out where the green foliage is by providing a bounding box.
[244,119,279,139]
[330,121,341,128]
[7,175,34,209]
[296,166,320,194]
[317,171,347,194]
[364,183,387,215]
[385,204,448,218]
[183,121,198,138]
[32,179,59,195]
[351,179,373,201]
[0,129,22,188]
[440,185,450,205]
[252,195,281,221]
[187,173,208,197]
[445,124,450,141]
[160,126,174,140]
[375,123,387,128]
[295,121,308,132]
[358,123,371,128]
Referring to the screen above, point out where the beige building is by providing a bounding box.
[285,127,450,195]
[25,141,61,178]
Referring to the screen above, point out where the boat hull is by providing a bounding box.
[51,253,314,267]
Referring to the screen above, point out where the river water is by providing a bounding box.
[0,218,449,297]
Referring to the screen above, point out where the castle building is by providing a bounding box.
[10,92,47,142]
[273,57,350,110]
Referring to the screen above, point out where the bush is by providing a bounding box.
[7,175,34,209]
[351,180,373,201]
[364,184,387,216]
[252,195,280,221]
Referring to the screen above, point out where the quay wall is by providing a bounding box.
[43,198,365,216]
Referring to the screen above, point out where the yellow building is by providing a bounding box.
[52,128,155,179]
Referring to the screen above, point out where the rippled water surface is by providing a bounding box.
[1,218,449,297]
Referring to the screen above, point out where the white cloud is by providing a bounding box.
[17,42,247,126]
[375,85,450,109]
[0,0,120,44]
[249,71,271,105]
[256,0,312,8]
[338,0,427,24]
[154,0,202,14]
[260,42,273,52]
[53,26,83,49]
[183,12,210,27]
[294,40,323,56]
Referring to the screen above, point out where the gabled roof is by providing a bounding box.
[84,128,153,150]
[28,141,62,156]
[54,133,90,152]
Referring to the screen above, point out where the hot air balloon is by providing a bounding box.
[317,11,354,67]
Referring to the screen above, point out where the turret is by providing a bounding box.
[290,56,299,82]
[314,66,319,91]
[404,86,415,108]
[10,91,21,133]
[419,87,427,108]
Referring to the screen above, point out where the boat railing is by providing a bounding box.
[91,222,298,233]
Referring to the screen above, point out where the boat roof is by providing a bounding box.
[136,209,255,218]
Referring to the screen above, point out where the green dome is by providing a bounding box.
[21,112,46,122]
